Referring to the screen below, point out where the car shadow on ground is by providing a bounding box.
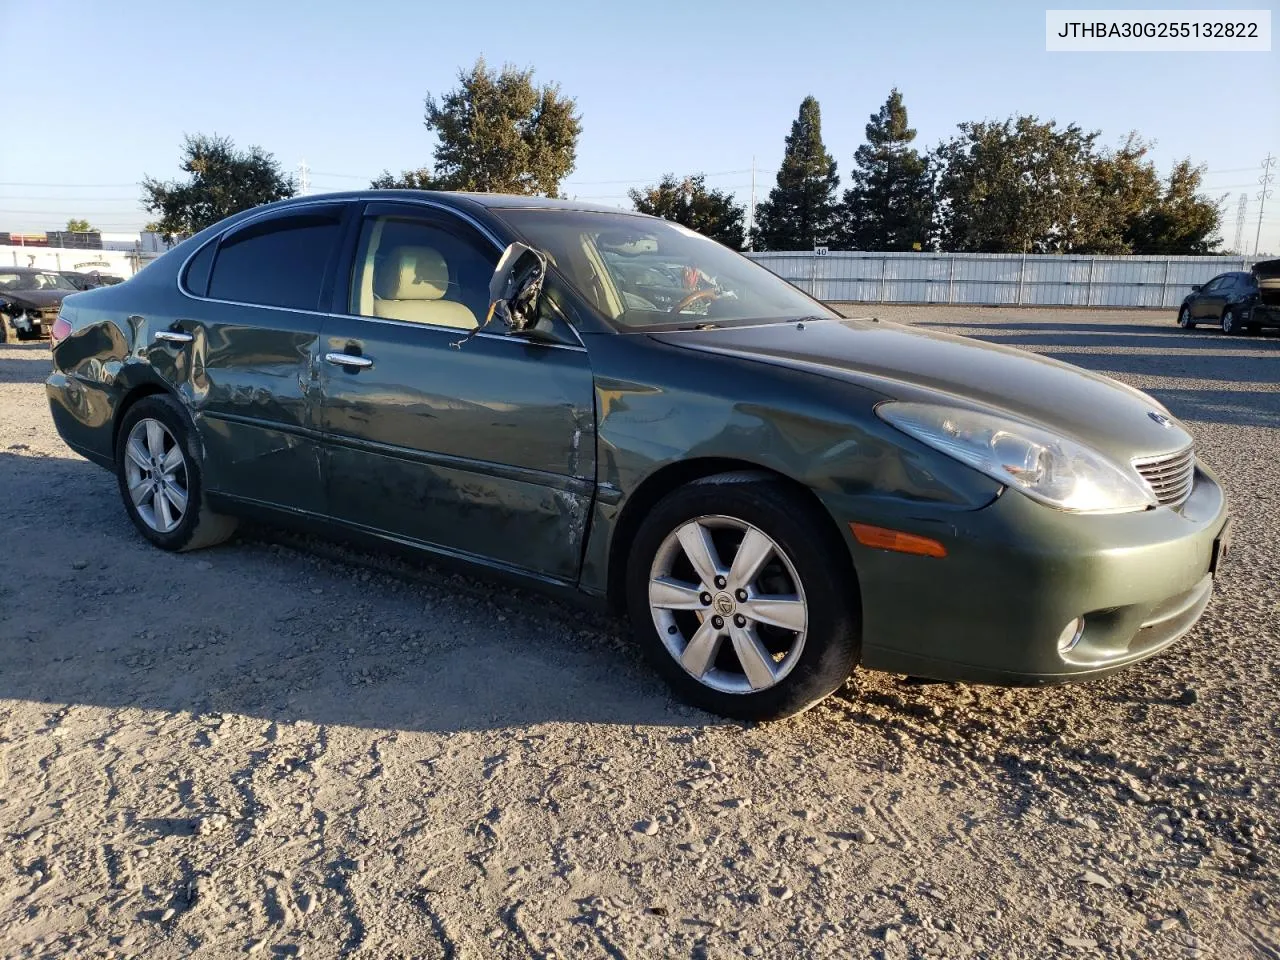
[0,343,53,385]
[0,449,715,734]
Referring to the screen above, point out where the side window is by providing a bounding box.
[1202,276,1224,292]
[349,215,497,330]
[208,209,344,310]
[182,238,217,297]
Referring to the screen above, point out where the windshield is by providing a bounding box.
[498,209,837,329]
[0,271,76,292]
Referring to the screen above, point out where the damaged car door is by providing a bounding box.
[165,202,348,514]
[317,201,596,582]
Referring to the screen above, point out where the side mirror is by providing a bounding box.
[1190,284,1202,292]
[487,242,548,335]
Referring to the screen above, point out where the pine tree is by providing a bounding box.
[840,89,934,251]
[752,97,840,250]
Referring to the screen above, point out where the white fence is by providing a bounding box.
[747,251,1263,309]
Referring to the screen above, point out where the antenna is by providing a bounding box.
[746,155,756,250]
[1232,193,1248,253]
[1256,153,1276,257]
[298,159,311,196]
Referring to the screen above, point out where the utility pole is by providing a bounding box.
[746,156,756,251]
[298,159,311,196]
[1256,153,1276,257]
[1232,193,1248,254]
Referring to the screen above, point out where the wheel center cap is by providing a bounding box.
[713,593,736,616]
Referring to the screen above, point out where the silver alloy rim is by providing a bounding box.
[648,515,808,695]
[1223,310,1233,332]
[123,418,189,534]
[1179,308,1190,326]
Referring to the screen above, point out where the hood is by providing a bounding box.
[651,317,1191,463]
[0,289,69,310]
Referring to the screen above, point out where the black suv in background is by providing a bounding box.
[1177,267,1279,335]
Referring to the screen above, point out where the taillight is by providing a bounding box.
[50,314,72,345]
[50,316,72,345]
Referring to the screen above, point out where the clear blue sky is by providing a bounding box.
[3,0,1277,251]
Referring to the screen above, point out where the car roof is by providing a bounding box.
[0,266,44,274]
[276,189,650,217]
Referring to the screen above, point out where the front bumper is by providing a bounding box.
[830,463,1230,684]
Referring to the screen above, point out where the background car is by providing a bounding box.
[1177,270,1276,335]
[0,266,79,342]
[60,270,125,291]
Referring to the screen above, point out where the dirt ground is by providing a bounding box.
[1,306,1277,959]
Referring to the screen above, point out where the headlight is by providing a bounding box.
[877,402,1155,513]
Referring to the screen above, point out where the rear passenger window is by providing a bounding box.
[208,209,344,310]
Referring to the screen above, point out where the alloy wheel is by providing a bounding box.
[648,515,808,694]
[123,418,189,533]
[1222,309,1236,334]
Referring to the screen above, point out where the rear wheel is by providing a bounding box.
[626,475,860,720]
[0,314,20,343]
[1177,306,1195,329]
[115,395,237,552]
[1221,307,1240,335]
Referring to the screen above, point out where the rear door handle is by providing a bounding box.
[154,330,193,344]
[325,352,373,369]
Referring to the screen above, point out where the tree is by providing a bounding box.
[370,168,441,190]
[1130,160,1222,254]
[629,174,746,247]
[839,89,934,251]
[751,97,840,250]
[933,116,1107,254]
[375,58,581,196]
[65,218,95,233]
[141,134,296,240]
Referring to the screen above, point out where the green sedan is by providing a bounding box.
[46,192,1231,719]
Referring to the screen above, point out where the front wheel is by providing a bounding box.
[1221,307,1240,335]
[626,475,861,720]
[115,395,237,552]
[1177,306,1195,329]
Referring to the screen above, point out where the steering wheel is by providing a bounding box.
[670,288,718,313]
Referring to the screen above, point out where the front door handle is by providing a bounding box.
[325,352,373,369]
[154,330,194,344]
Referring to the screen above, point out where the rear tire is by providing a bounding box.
[1177,306,1195,329]
[115,395,237,552]
[626,474,861,720]
[1221,307,1240,335]
[0,315,19,343]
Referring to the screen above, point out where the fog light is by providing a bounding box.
[1056,617,1085,655]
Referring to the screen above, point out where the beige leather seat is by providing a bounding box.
[371,245,478,329]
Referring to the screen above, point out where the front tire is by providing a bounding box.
[1221,307,1240,335]
[115,395,237,552]
[626,475,861,720]
[1177,306,1195,329]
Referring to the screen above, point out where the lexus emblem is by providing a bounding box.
[1148,411,1173,427]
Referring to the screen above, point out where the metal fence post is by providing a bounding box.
[879,256,887,303]
[1161,258,1171,309]
[947,257,955,304]
[1016,254,1026,305]
[1086,257,1095,307]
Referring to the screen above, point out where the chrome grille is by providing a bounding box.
[1133,446,1195,507]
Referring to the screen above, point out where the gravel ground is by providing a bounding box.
[0,306,1277,960]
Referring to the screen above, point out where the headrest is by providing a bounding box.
[375,246,449,301]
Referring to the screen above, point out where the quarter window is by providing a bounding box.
[207,209,344,310]
[349,216,496,330]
